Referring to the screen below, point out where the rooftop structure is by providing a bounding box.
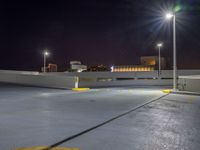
[140,56,166,69]
[70,61,87,72]
[41,63,58,72]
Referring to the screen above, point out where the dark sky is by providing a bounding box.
[0,0,200,71]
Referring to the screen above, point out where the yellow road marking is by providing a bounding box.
[72,88,90,91]
[162,89,172,93]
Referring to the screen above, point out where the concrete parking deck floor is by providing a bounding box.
[0,83,200,150]
[64,93,200,150]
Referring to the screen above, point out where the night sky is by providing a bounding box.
[0,0,200,71]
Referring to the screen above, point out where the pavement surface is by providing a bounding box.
[0,83,200,150]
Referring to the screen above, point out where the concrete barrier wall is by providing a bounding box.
[78,79,173,88]
[65,70,200,79]
[0,70,40,75]
[1,70,200,89]
[65,70,200,88]
[178,75,200,93]
[65,71,158,78]
[0,70,76,89]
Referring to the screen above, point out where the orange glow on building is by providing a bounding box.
[113,65,154,72]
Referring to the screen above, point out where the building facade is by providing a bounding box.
[70,61,87,72]
[112,56,166,72]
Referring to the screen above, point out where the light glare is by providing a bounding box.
[165,13,173,19]
[44,51,49,56]
[157,43,163,47]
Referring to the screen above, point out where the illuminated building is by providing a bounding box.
[140,56,166,70]
[113,65,154,72]
[112,56,166,72]
[41,63,58,72]
[47,63,58,72]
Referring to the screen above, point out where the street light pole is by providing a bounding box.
[158,46,161,76]
[173,15,177,91]
[43,50,49,73]
[166,12,177,91]
[157,43,163,78]
[44,53,46,73]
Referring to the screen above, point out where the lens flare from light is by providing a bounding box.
[166,13,173,19]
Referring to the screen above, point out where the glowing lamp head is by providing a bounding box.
[44,51,49,56]
[165,13,173,19]
[157,43,163,48]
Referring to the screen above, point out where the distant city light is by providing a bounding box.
[111,66,114,72]
[111,65,154,72]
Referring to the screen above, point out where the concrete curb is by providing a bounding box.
[171,91,200,96]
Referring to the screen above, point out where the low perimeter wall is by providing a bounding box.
[1,70,200,89]
[0,70,77,89]
[66,70,200,88]
[178,75,200,93]
[78,79,172,88]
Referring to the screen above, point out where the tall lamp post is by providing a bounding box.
[157,43,163,77]
[43,50,49,73]
[165,12,177,91]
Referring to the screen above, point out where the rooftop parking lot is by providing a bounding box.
[0,83,200,150]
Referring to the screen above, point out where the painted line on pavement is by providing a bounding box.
[43,93,169,150]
